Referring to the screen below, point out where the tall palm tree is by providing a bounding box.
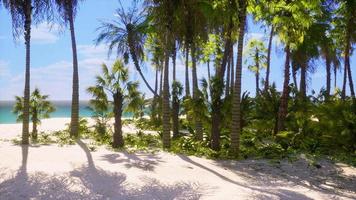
[96,2,157,97]
[54,0,83,138]
[87,60,141,148]
[3,0,51,144]
[231,0,247,155]
[13,88,55,140]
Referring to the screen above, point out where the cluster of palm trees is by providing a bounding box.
[2,0,83,144]
[3,0,355,156]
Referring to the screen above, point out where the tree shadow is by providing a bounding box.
[212,158,356,199]
[177,154,356,199]
[100,151,164,171]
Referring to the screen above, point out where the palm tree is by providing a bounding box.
[54,0,84,138]
[96,2,157,97]
[231,0,247,155]
[244,38,267,95]
[87,60,141,148]
[13,88,55,140]
[335,0,356,99]
[3,0,51,144]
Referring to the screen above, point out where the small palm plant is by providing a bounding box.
[13,88,56,141]
[87,60,141,148]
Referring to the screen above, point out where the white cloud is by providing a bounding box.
[77,44,108,58]
[0,60,10,78]
[31,22,61,44]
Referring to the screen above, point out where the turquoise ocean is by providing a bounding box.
[0,101,133,124]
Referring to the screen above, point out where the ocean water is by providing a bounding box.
[0,101,133,124]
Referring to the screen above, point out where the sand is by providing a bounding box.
[0,118,355,199]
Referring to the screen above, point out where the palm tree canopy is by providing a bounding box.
[3,0,52,38]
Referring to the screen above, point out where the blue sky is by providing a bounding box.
[0,0,355,101]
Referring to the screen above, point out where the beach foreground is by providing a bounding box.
[0,118,355,199]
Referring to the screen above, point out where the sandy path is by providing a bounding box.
[0,119,355,199]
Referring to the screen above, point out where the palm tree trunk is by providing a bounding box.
[185,44,190,97]
[225,53,231,96]
[342,63,347,99]
[347,60,355,99]
[69,10,79,138]
[230,45,234,94]
[162,43,171,148]
[265,26,273,91]
[155,67,159,94]
[255,49,260,95]
[231,0,246,155]
[277,45,291,133]
[300,63,307,99]
[173,42,177,81]
[326,56,331,96]
[292,63,298,91]
[334,65,337,91]
[160,66,163,96]
[191,42,203,141]
[22,0,32,145]
[113,93,124,148]
[32,114,38,141]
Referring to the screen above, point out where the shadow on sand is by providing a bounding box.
[0,141,205,200]
[177,154,355,199]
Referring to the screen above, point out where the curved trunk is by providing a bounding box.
[277,45,291,133]
[113,93,124,148]
[69,10,79,138]
[191,43,203,141]
[185,45,190,97]
[300,63,307,99]
[264,26,274,91]
[22,0,32,145]
[347,60,355,99]
[231,1,247,155]
[127,32,157,97]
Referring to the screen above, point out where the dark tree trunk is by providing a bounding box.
[255,49,260,95]
[342,63,347,99]
[22,0,32,145]
[230,44,234,94]
[69,8,80,138]
[172,42,177,81]
[277,45,291,133]
[326,56,331,97]
[172,45,180,138]
[265,26,274,91]
[32,111,38,141]
[347,60,355,99]
[300,63,307,99]
[334,65,337,91]
[231,0,247,156]
[191,43,203,141]
[292,63,298,91]
[112,93,124,148]
[162,43,171,148]
[225,52,231,96]
[160,66,163,96]
[185,44,190,97]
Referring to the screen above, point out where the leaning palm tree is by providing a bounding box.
[87,60,141,148]
[13,88,56,141]
[96,1,157,96]
[3,0,52,144]
[54,0,84,138]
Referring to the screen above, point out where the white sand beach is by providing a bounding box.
[0,118,355,199]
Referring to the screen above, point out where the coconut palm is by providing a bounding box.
[13,88,56,141]
[87,60,141,148]
[96,1,157,97]
[244,38,267,95]
[53,0,84,138]
[3,0,52,144]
